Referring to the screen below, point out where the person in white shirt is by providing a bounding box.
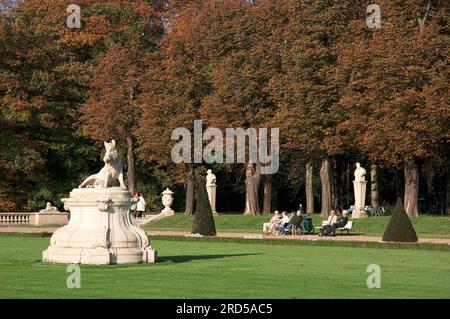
[281,211,290,225]
[326,210,337,225]
[136,192,147,219]
[263,210,281,234]
[319,210,337,236]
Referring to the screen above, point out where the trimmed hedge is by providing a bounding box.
[382,198,418,242]
[191,174,216,236]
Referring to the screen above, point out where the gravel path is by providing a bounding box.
[1,226,448,245]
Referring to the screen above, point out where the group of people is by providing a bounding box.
[131,192,147,218]
[262,208,350,237]
[318,210,349,237]
[262,210,304,235]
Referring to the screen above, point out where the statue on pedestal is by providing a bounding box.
[206,169,217,215]
[353,162,368,218]
[43,140,157,265]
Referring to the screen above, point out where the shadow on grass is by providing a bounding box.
[158,253,261,264]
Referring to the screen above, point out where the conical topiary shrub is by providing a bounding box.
[192,174,216,236]
[382,198,418,242]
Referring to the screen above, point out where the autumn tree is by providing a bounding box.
[0,0,101,210]
[138,0,209,214]
[198,0,289,215]
[337,0,449,216]
[78,1,162,195]
[270,0,361,216]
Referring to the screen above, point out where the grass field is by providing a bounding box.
[145,214,450,239]
[1,235,449,298]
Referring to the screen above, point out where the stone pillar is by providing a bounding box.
[42,187,157,264]
[206,184,217,215]
[353,180,368,218]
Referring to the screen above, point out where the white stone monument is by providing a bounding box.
[206,169,217,215]
[161,188,175,216]
[42,140,156,265]
[353,162,367,218]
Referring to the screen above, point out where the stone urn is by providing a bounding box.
[42,187,157,264]
[161,188,175,216]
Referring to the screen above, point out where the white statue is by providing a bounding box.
[43,140,156,265]
[79,140,126,189]
[354,162,366,182]
[161,188,175,216]
[353,162,367,218]
[39,202,59,214]
[206,169,216,186]
[206,169,217,214]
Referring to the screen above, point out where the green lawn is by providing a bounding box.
[145,214,450,239]
[0,235,449,298]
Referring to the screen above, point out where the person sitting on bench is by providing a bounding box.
[289,210,303,233]
[263,210,281,234]
[332,210,349,236]
[319,210,337,236]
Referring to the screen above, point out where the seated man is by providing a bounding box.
[319,210,337,236]
[332,210,349,236]
[289,210,303,233]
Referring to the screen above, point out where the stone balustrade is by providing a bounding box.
[0,212,69,226]
[0,212,32,224]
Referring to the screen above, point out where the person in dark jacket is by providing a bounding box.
[289,210,303,232]
[332,210,349,236]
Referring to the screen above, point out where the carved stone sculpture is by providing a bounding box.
[161,188,175,216]
[206,169,217,215]
[353,163,368,218]
[39,202,59,214]
[43,140,156,264]
[79,140,126,189]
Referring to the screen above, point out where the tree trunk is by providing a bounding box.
[244,162,261,215]
[370,164,379,211]
[395,169,403,200]
[320,157,332,217]
[185,163,195,215]
[262,174,272,214]
[346,162,351,208]
[305,162,314,214]
[331,157,338,210]
[424,159,436,214]
[404,159,419,217]
[446,162,450,215]
[126,136,136,195]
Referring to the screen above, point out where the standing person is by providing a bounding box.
[131,192,139,218]
[136,192,147,219]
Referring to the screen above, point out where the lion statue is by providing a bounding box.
[79,139,126,189]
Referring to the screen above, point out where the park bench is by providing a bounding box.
[337,221,354,235]
[314,220,354,235]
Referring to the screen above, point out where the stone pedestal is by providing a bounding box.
[353,180,367,218]
[30,212,69,226]
[206,185,217,215]
[42,187,157,264]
